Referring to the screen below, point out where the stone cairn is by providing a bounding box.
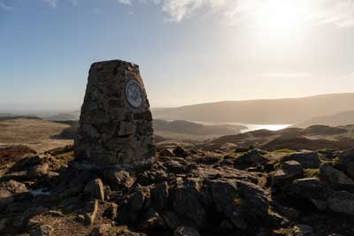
[74,60,155,169]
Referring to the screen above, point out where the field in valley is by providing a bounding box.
[0,118,73,152]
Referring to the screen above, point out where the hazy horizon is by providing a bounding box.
[2,0,354,109]
[1,91,354,114]
[1,91,354,113]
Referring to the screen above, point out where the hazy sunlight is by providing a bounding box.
[254,0,312,39]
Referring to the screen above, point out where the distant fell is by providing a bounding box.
[153,93,354,124]
[297,110,354,127]
[45,111,80,121]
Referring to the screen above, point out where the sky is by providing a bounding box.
[1,0,354,110]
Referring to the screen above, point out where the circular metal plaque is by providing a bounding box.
[125,79,143,108]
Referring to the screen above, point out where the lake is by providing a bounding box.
[238,123,291,133]
[192,120,291,133]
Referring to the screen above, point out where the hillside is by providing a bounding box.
[153,93,354,124]
[2,123,354,235]
[297,110,354,127]
[153,119,245,140]
[50,119,246,141]
[0,118,73,152]
[206,124,354,151]
[45,111,80,121]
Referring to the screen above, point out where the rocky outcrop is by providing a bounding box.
[233,149,269,170]
[2,144,354,235]
[320,163,354,186]
[272,160,304,186]
[328,191,354,215]
[281,152,320,169]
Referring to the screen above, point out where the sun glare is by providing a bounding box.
[254,0,312,39]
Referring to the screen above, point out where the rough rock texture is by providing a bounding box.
[74,60,155,168]
[328,191,354,215]
[320,164,354,186]
[272,160,304,186]
[3,139,354,235]
[281,152,320,169]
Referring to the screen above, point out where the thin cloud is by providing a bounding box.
[42,0,58,8]
[0,1,12,11]
[42,0,80,7]
[117,0,226,22]
[117,0,132,5]
[69,0,79,6]
[116,0,354,27]
[262,73,312,78]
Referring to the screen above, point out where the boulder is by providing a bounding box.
[173,146,188,158]
[174,226,200,236]
[328,191,354,215]
[136,169,168,186]
[31,224,54,236]
[84,178,105,201]
[159,149,174,157]
[138,208,163,230]
[2,180,28,193]
[117,186,149,225]
[103,202,118,220]
[117,231,147,236]
[0,189,13,207]
[282,152,320,169]
[338,149,354,167]
[161,211,181,230]
[272,161,303,186]
[90,224,112,236]
[286,178,330,206]
[234,149,268,170]
[208,179,238,214]
[172,179,206,228]
[320,164,354,186]
[293,224,314,236]
[0,218,8,232]
[58,170,92,197]
[236,180,269,218]
[0,180,28,208]
[208,178,270,230]
[346,162,354,179]
[103,170,134,190]
[28,163,49,178]
[282,160,304,176]
[151,182,169,211]
[10,154,54,173]
[196,154,221,165]
[338,149,354,179]
[163,160,186,174]
[219,220,233,232]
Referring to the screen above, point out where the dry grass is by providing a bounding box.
[0,118,73,152]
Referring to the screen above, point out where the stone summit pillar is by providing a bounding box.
[74,60,155,168]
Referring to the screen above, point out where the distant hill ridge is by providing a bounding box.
[298,110,354,127]
[153,119,245,135]
[153,93,354,124]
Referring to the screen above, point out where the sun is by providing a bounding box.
[253,0,312,39]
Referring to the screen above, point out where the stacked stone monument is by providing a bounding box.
[74,60,155,169]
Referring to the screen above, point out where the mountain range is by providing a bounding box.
[298,110,354,127]
[153,93,354,124]
[2,93,354,127]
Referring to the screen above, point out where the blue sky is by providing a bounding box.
[1,0,354,110]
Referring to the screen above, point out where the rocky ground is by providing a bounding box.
[1,140,354,236]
